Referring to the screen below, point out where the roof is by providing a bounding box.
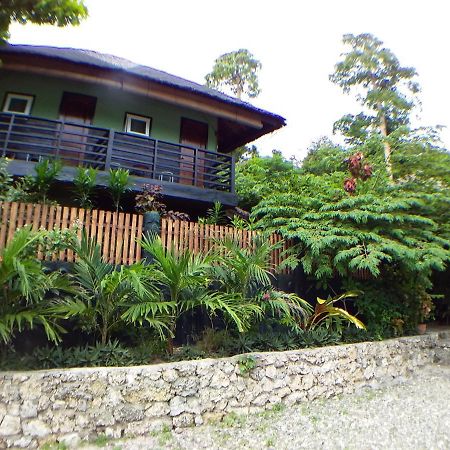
[0,44,286,125]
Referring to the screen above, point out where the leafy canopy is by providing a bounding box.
[0,0,88,42]
[205,49,261,99]
[330,33,421,180]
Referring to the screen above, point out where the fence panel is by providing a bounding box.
[0,202,143,265]
[159,218,290,271]
[0,202,289,270]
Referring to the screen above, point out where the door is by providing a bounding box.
[58,92,97,165]
[180,118,208,186]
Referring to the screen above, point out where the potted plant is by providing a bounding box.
[136,184,166,235]
[417,292,434,335]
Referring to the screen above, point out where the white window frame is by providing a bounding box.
[125,113,152,136]
[2,93,34,115]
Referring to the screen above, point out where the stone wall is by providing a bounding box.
[0,334,440,448]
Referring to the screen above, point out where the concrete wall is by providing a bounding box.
[0,70,218,150]
[0,334,439,448]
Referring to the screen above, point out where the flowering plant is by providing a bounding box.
[419,293,434,323]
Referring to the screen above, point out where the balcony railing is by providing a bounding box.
[0,113,234,193]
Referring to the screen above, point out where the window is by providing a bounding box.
[125,113,152,136]
[2,93,34,115]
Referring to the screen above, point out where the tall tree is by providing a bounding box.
[205,49,261,100]
[330,33,420,181]
[0,0,88,42]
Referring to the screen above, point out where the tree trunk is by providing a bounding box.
[379,112,394,182]
[166,321,176,355]
[101,321,108,345]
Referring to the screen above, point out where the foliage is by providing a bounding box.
[0,158,29,202]
[296,328,342,348]
[137,235,261,352]
[305,291,365,331]
[301,138,348,176]
[0,340,159,370]
[195,328,230,354]
[253,163,449,280]
[1,157,63,204]
[214,236,311,330]
[235,150,301,210]
[205,49,261,99]
[0,227,73,343]
[169,345,206,362]
[198,201,226,225]
[35,340,135,368]
[135,184,190,221]
[237,354,256,375]
[108,168,130,213]
[73,166,97,209]
[330,33,421,180]
[0,0,88,42]
[229,214,258,231]
[53,231,171,344]
[31,158,62,203]
[135,184,166,214]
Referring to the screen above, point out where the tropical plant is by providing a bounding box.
[0,227,72,343]
[108,168,130,213]
[54,231,171,344]
[305,291,365,332]
[135,184,190,221]
[198,201,226,225]
[32,158,62,203]
[214,237,311,329]
[135,184,166,213]
[0,158,33,202]
[136,235,261,353]
[73,166,97,209]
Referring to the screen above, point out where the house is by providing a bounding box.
[0,44,285,213]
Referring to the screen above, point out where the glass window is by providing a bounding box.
[3,93,34,115]
[125,113,151,136]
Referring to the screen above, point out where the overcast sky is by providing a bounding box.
[9,0,450,159]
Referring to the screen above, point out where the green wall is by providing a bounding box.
[0,70,217,150]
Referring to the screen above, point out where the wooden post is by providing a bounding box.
[2,114,14,157]
[230,155,235,193]
[105,129,115,170]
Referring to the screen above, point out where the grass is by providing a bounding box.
[40,444,68,450]
[221,411,247,427]
[150,424,173,446]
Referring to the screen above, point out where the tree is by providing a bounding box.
[301,137,348,176]
[136,236,261,353]
[55,232,172,345]
[205,49,261,99]
[235,150,301,210]
[0,0,88,42]
[330,33,420,181]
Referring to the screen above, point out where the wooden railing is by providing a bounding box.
[0,113,234,192]
[0,202,289,268]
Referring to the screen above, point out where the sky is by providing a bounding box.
[8,0,450,159]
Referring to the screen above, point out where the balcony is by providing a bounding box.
[0,113,236,205]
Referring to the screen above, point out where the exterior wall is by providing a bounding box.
[0,334,440,448]
[0,70,218,150]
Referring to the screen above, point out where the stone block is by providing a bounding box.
[0,415,21,436]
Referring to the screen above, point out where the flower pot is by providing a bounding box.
[417,323,427,335]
